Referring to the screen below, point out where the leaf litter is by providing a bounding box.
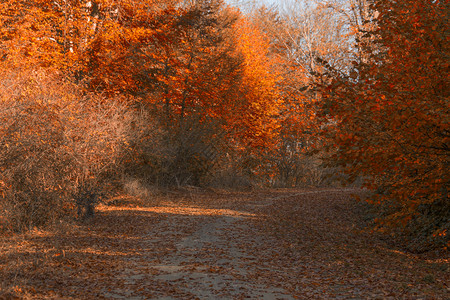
[0,188,448,299]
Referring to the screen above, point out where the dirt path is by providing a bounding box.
[150,216,293,299]
[122,189,355,299]
[101,193,298,299]
[0,188,448,299]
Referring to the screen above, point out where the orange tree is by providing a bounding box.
[0,0,182,79]
[0,0,67,68]
[0,0,285,187]
[320,0,449,251]
[147,1,244,185]
[79,0,183,95]
[74,0,283,185]
[84,0,283,185]
[230,18,282,182]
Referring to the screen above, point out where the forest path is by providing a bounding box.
[101,190,300,299]
[0,188,448,299]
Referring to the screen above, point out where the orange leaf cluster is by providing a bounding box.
[320,0,449,247]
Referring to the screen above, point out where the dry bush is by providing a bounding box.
[208,158,255,190]
[65,93,161,218]
[148,117,227,187]
[208,171,254,190]
[270,149,339,188]
[0,68,158,231]
[0,70,75,230]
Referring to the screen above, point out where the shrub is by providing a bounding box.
[0,68,157,230]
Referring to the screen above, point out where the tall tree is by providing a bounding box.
[233,18,281,150]
[321,0,449,250]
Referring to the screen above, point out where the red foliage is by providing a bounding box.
[320,0,449,248]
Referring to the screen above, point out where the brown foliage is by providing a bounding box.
[0,69,157,230]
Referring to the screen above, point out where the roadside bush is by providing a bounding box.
[270,146,343,188]
[0,70,75,230]
[148,117,227,187]
[369,188,450,253]
[0,68,157,231]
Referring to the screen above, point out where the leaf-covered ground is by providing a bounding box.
[1,188,448,299]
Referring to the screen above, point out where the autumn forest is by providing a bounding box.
[0,0,448,298]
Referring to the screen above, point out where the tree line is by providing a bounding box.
[0,0,447,251]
